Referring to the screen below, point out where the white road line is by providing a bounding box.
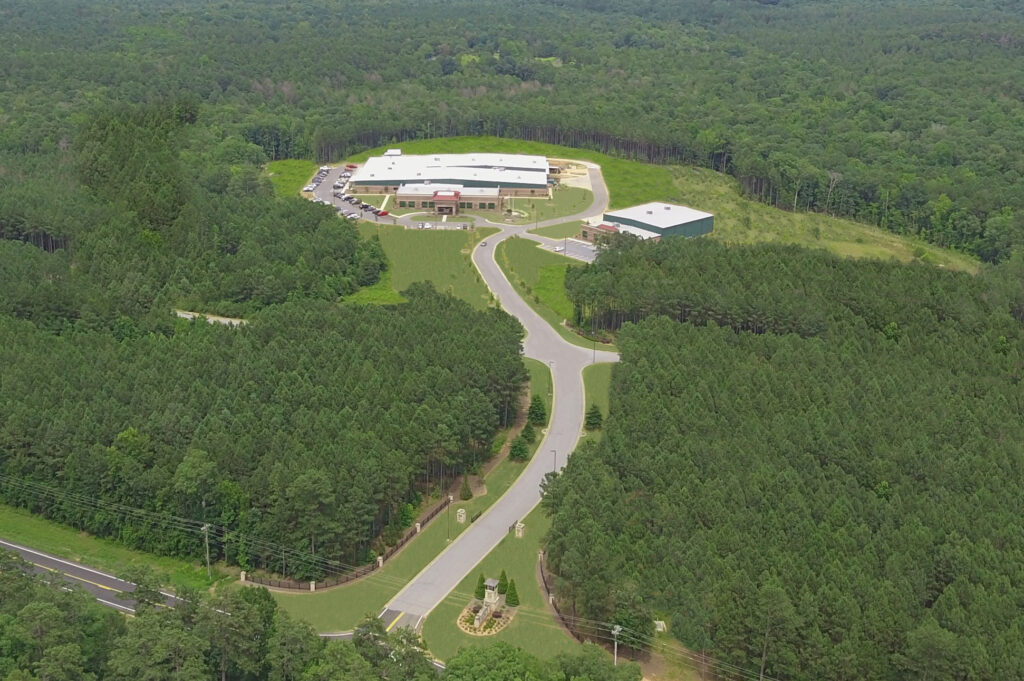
[97,597,136,614]
[0,539,127,583]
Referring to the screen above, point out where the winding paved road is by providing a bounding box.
[1,160,617,640]
[381,163,619,630]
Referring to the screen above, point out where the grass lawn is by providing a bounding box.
[352,194,387,209]
[506,187,592,225]
[352,224,497,309]
[0,504,226,591]
[496,238,616,352]
[530,221,582,239]
[525,358,553,407]
[580,363,614,446]
[674,167,979,273]
[265,160,318,197]
[420,506,579,662]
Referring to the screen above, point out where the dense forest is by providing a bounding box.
[0,287,526,579]
[545,240,1024,680]
[2,0,1023,260]
[0,96,528,578]
[0,552,639,681]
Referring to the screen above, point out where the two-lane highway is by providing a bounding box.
[0,538,182,613]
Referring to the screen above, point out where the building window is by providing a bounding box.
[582,230,589,239]
[479,203,486,209]
[421,202,429,208]
[488,203,495,209]
[399,200,406,207]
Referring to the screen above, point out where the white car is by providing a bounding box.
[303,185,316,192]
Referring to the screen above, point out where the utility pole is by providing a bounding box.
[202,523,211,580]
[551,449,557,473]
[612,625,622,666]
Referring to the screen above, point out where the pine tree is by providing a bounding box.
[521,421,536,443]
[460,476,473,501]
[528,395,548,426]
[585,403,604,430]
[475,573,486,601]
[509,435,529,461]
[498,570,508,595]
[505,579,520,607]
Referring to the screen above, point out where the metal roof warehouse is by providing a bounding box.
[350,153,550,190]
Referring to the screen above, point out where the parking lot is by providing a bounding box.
[538,238,598,263]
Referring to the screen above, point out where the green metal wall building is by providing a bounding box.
[603,202,714,239]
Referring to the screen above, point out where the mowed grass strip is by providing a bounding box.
[353,224,496,309]
[0,503,224,591]
[420,506,579,662]
[265,159,318,197]
[580,362,614,446]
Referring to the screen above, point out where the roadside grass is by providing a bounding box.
[273,363,553,633]
[265,160,318,197]
[0,503,225,591]
[530,221,582,239]
[354,224,497,309]
[674,167,979,273]
[580,363,614,446]
[496,238,616,352]
[505,187,593,225]
[420,506,578,662]
[344,137,977,272]
[499,238,575,320]
[525,358,553,407]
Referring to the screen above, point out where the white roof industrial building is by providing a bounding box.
[350,152,550,189]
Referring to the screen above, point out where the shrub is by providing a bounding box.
[509,435,529,461]
[460,475,473,501]
[475,573,486,600]
[528,395,548,426]
[521,422,536,443]
[498,570,509,595]
[505,579,520,607]
[585,403,604,431]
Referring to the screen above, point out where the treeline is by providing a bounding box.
[0,552,639,681]
[4,0,1023,259]
[543,242,1024,680]
[565,237,1024,337]
[0,286,527,579]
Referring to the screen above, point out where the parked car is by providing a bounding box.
[480,241,487,246]
[378,210,389,216]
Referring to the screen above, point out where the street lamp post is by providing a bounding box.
[612,625,622,665]
[551,449,557,473]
